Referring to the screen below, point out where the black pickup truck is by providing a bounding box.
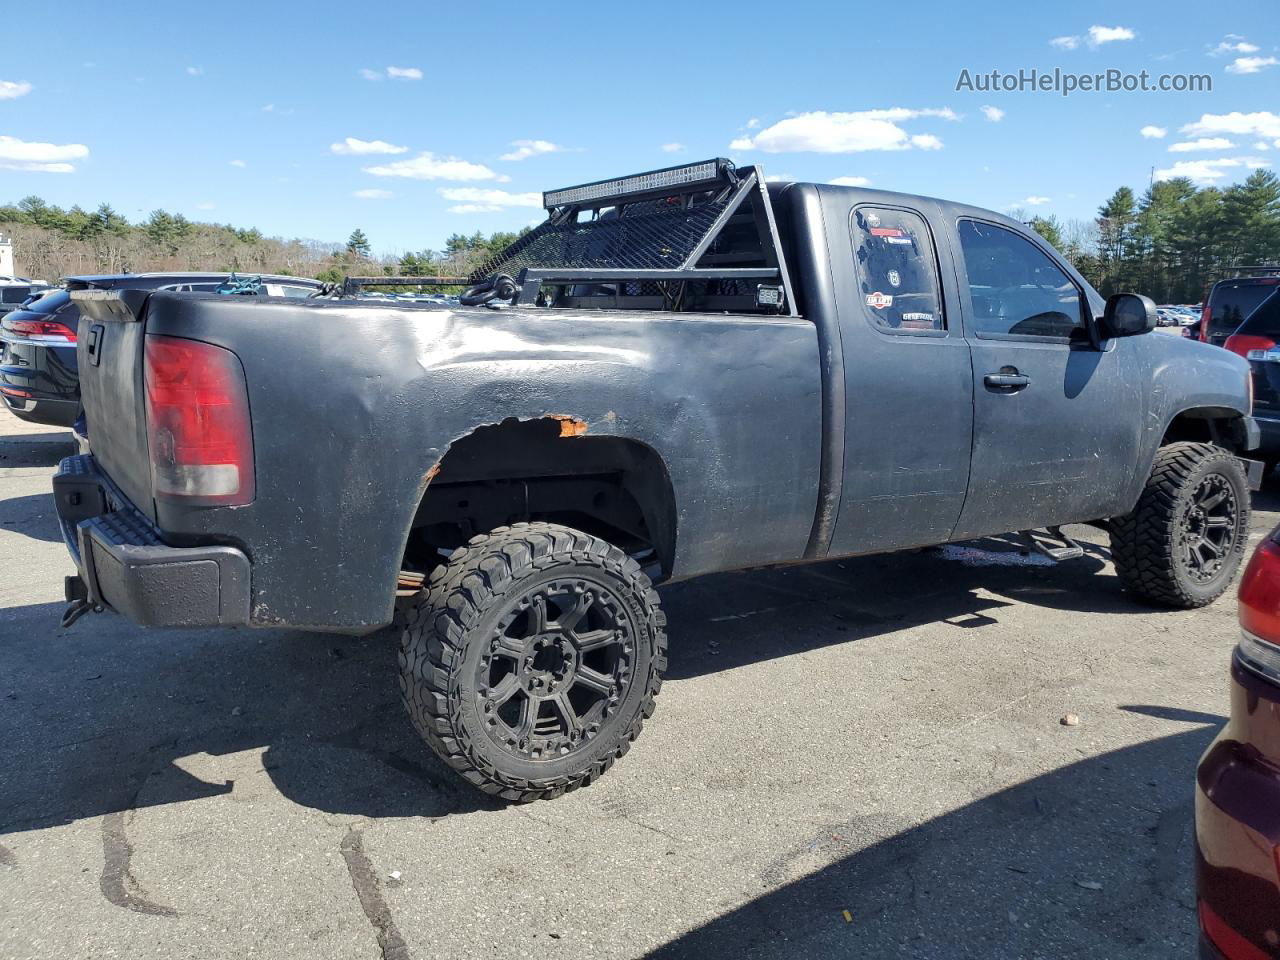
[54,159,1259,801]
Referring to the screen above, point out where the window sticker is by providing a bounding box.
[888,269,901,288]
[866,292,894,309]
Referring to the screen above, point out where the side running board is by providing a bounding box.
[1018,526,1085,562]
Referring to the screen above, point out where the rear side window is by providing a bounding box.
[1209,281,1279,341]
[1,286,30,303]
[957,219,1085,341]
[850,207,944,331]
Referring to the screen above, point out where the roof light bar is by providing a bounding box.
[543,159,731,210]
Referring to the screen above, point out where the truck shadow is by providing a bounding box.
[647,720,1222,959]
[0,536,1226,835]
[664,532,1135,681]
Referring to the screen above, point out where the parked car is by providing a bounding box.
[0,272,323,429]
[54,159,1261,801]
[1196,527,1280,959]
[1198,274,1280,468]
[1201,274,1280,348]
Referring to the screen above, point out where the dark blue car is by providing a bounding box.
[0,272,323,432]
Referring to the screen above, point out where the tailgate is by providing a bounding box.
[71,290,155,520]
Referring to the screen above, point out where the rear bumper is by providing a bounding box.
[53,454,250,627]
[1,392,80,427]
[1195,655,1280,959]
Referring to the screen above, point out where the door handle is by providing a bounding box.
[984,372,1030,390]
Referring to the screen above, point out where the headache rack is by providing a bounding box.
[469,158,798,316]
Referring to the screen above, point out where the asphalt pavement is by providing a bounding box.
[0,407,1270,959]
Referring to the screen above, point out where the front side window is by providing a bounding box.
[958,219,1085,340]
[851,207,944,331]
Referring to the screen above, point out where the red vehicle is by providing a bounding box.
[1197,529,1280,958]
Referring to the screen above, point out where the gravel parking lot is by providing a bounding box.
[0,408,1271,960]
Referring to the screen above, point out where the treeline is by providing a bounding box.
[0,196,526,284]
[1024,169,1280,303]
[4,171,1278,303]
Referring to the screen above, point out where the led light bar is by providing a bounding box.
[543,159,730,209]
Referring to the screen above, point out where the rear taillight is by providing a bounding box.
[1225,334,1276,359]
[2,318,77,342]
[1199,899,1273,960]
[1201,302,1212,342]
[1239,538,1280,684]
[144,334,254,506]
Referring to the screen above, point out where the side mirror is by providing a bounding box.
[1100,293,1157,338]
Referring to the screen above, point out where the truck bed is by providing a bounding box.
[74,291,822,630]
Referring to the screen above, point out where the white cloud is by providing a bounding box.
[1226,56,1278,75]
[354,188,392,199]
[661,142,685,153]
[1024,195,1051,205]
[386,66,422,80]
[438,187,542,212]
[1087,25,1135,46]
[1182,111,1280,139]
[1211,36,1260,55]
[1255,141,1271,151]
[1140,125,1168,139]
[746,117,760,129]
[185,66,203,76]
[1052,25,1135,49]
[0,135,89,173]
[196,202,216,210]
[732,108,955,153]
[1168,137,1236,152]
[1155,155,1270,184]
[330,137,409,156]
[359,68,381,81]
[829,176,871,187]
[499,139,563,161]
[365,152,506,182]
[0,80,32,100]
[229,159,246,168]
[980,105,1004,123]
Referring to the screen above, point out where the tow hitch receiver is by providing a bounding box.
[61,574,101,629]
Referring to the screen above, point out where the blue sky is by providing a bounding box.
[2,0,1278,255]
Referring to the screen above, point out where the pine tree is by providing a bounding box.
[347,228,371,258]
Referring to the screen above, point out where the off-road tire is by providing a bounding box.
[398,522,667,802]
[1110,442,1249,609]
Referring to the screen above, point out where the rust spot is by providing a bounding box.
[549,414,588,438]
[424,462,441,483]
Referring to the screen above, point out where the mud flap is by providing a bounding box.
[1241,458,1265,492]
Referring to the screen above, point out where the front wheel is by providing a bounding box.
[398,522,667,802]
[1110,442,1250,608]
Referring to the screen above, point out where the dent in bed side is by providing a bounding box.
[142,295,824,630]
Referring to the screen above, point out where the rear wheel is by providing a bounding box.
[398,522,666,802]
[1110,442,1249,608]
